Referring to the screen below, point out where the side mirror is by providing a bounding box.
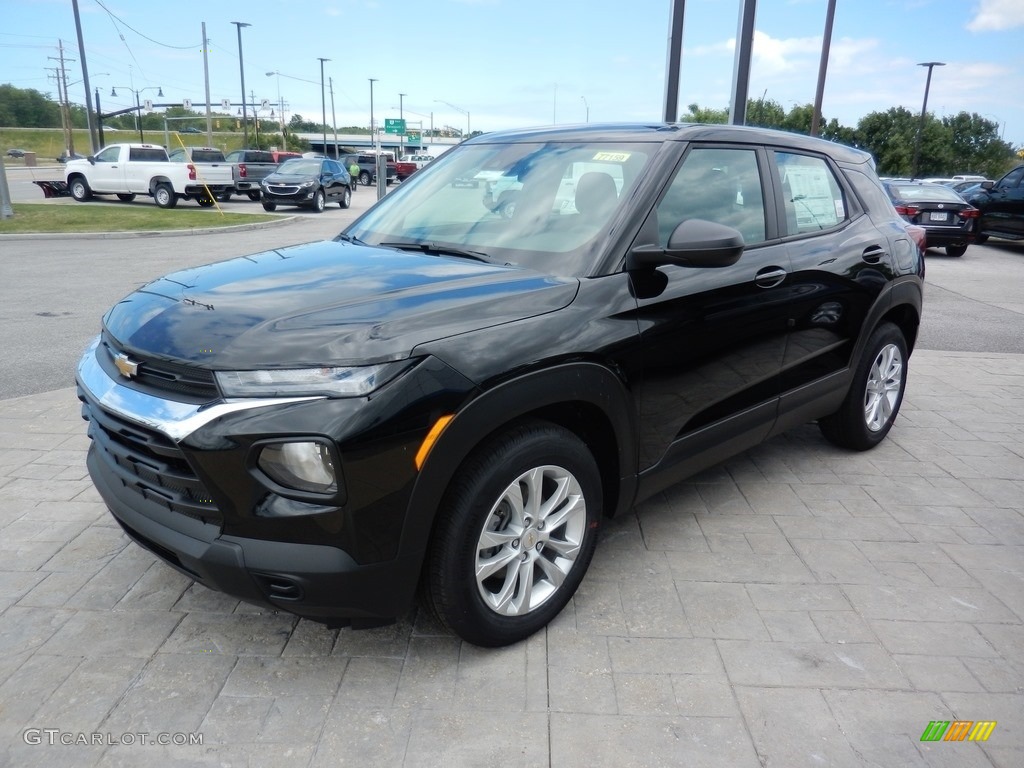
[627,219,745,270]
[980,180,995,191]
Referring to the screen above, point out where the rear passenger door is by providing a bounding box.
[984,166,1024,237]
[771,149,892,406]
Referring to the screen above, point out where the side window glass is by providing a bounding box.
[656,147,766,246]
[95,146,120,163]
[999,167,1024,189]
[776,152,847,236]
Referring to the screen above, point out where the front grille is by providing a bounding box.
[101,334,219,401]
[79,394,222,525]
[267,184,301,195]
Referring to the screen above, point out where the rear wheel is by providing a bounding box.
[819,322,908,451]
[425,421,601,647]
[975,234,989,245]
[216,191,233,202]
[69,177,92,202]
[246,191,261,201]
[359,170,371,186]
[153,183,177,209]
[116,193,136,202]
[945,244,967,257]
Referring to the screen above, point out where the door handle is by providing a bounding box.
[862,246,886,264]
[754,266,787,288]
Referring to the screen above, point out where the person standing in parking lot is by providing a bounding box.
[349,160,360,192]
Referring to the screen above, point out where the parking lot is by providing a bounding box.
[0,188,1022,766]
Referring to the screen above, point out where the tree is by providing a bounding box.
[942,111,1014,178]
[0,84,62,127]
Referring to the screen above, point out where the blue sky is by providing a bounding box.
[2,0,1022,148]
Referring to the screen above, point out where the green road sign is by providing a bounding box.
[384,118,406,134]
[407,131,421,143]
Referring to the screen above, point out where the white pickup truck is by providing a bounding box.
[64,143,233,208]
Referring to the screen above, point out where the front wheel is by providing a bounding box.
[116,193,136,202]
[216,191,233,202]
[945,244,967,257]
[819,322,908,451]
[246,191,261,201]
[262,201,277,212]
[425,421,601,647]
[153,183,177,209]
[339,186,351,209]
[69,177,92,202]
[310,189,325,213]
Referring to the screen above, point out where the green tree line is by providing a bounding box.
[2,84,1017,176]
[680,98,1017,179]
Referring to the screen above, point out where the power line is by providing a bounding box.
[93,0,200,50]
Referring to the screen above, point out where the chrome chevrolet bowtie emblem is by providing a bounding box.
[114,352,140,379]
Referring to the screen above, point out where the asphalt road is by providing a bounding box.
[1,176,1022,399]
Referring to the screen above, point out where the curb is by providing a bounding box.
[0,214,301,240]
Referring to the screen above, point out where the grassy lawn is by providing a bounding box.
[0,203,280,234]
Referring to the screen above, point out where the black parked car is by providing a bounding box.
[260,157,351,212]
[966,165,1024,243]
[883,180,979,257]
[76,123,924,647]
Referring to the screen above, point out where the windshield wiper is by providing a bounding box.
[379,241,493,263]
[334,233,366,245]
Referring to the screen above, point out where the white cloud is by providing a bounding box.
[967,0,1024,31]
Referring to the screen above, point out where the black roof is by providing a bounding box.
[466,122,872,166]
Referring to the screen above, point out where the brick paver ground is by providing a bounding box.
[1,349,1021,767]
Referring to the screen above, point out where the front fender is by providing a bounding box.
[391,361,638,591]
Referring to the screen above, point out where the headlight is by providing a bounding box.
[299,180,315,188]
[258,440,337,494]
[215,362,409,398]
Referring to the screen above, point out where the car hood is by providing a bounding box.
[102,240,578,368]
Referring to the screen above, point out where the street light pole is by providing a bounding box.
[266,71,286,149]
[111,85,162,143]
[318,57,330,156]
[398,92,406,158]
[369,78,378,145]
[911,61,945,180]
[231,21,251,147]
[581,95,589,123]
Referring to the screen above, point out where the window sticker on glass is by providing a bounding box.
[592,151,630,162]
[783,165,840,229]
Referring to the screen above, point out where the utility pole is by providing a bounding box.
[202,22,213,143]
[329,77,338,158]
[49,40,76,157]
[71,0,98,152]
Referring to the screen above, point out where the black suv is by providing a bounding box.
[967,165,1024,243]
[76,124,924,647]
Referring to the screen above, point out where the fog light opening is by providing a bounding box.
[258,440,338,494]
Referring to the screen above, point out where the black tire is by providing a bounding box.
[339,186,351,209]
[359,170,371,186]
[116,193,136,202]
[262,201,277,212]
[819,322,908,451]
[975,234,989,245]
[69,176,92,202]
[498,192,518,219]
[945,244,967,257]
[153,183,177,209]
[216,191,233,202]
[425,421,602,647]
[311,189,325,213]
[196,196,215,208]
[246,191,261,201]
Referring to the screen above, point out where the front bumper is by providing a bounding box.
[74,336,438,624]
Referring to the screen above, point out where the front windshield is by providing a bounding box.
[277,159,322,175]
[345,141,652,276]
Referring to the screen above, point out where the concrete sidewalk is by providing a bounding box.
[1,349,1021,767]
